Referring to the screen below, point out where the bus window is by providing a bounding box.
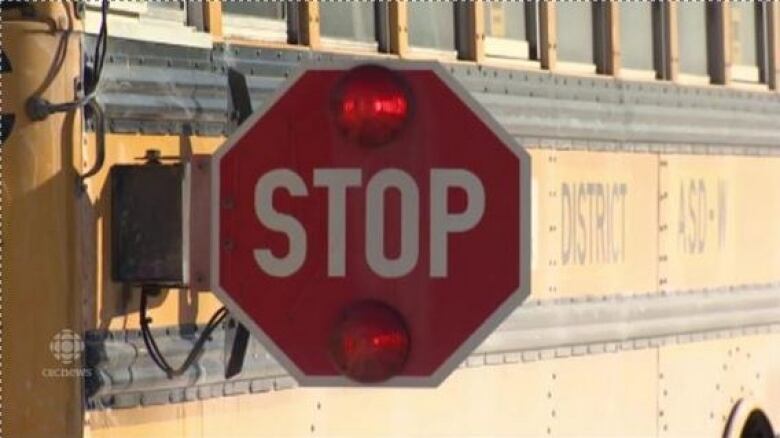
[730,2,763,84]
[408,2,457,58]
[483,2,532,61]
[320,2,378,52]
[676,2,709,82]
[555,1,595,73]
[145,0,185,22]
[84,0,211,48]
[619,2,656,79]
[222,1,289,44]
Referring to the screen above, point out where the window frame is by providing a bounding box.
[480,1,538,63]
[729,1,767,86]
[613,1,659,81]
[318,2,383,55]
[220,1,295,45]
[676,1,713,84]
[144,1,187,22]
[83,0,212,48]
[404,1,460,61]
[769,0,780,90]
[538,1,601,75]
[86,0,780,94]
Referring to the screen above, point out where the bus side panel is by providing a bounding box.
[4,17,85,438]
[659,332,780,437]
[530,149,658,299]
[83,134,226,332]
[86,349,660,437]
[660,155,780,292]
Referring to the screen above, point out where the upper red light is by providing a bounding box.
[329,300,411,383]
[332,65,412,147]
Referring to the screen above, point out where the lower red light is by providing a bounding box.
[329,300,411,383]
[332,65,411,147]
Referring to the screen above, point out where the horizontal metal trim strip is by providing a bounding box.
[86,284,780,409]
[88,37,780,150]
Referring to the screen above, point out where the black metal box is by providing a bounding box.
[111,163,184,285]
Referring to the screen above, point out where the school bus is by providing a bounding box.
[4,1,780,437]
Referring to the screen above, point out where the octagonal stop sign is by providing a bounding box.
[211,61,530,386]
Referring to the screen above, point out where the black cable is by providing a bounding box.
[140,287,228,379]
[91,0,109,93]
[79,98,106,183]
[140,288,175,374]
[32,0,110,117]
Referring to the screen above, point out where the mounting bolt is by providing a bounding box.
[26,96,52,121]
[143,149,162,164]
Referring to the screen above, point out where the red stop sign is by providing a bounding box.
[211,61,530,386]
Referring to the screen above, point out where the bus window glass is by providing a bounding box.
[619,2,654,72]
[320,2,376,43]
[677,2,708,76]
[484,2,529,59]
[223,2,286,21]
[730,2,761,83]
[145,0,185,22]
[222,2,288,43]
[408,2,456,51]
[556,2,593,65]
[731,2,757,66]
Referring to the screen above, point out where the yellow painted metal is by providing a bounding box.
[85,349,660,437]
[19,125,778,437]
[73,139,780,436]
[3,6,85,437]
[547,350,658,437]
[84,332,780,438]
[659,155,780,291]
[658,332,780,437]
[82,134,226,331]
[2,1,779,433]
[529,149,659,299]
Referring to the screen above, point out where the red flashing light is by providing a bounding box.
[329,300,411,383]
[332,65,411,147]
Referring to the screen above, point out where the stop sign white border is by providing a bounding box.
[210,60,531,387]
